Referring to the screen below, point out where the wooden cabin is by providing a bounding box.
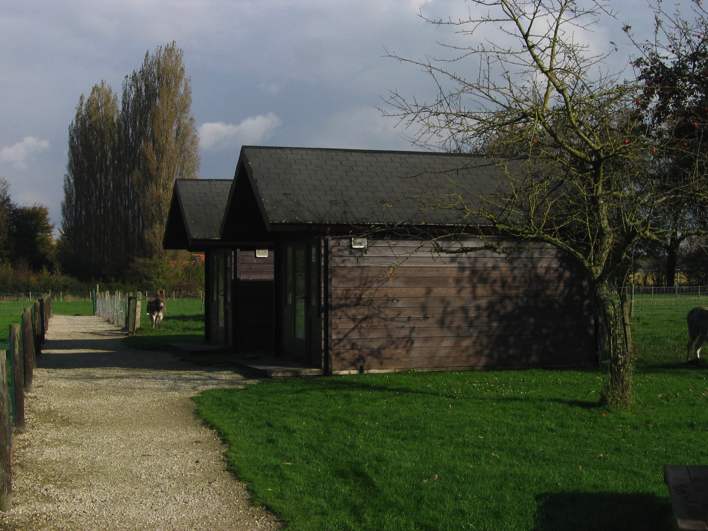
[164,146,596,374]
[163,178,275,350]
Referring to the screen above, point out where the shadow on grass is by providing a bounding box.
[163,313,204,323]
[635,359,708,373]
[533,492,675,531]
[254,377,602,409]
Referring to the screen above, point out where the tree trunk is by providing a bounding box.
[665,235,679,288]
[593,282,633,410]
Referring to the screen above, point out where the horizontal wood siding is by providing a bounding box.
[237,249,274,280]
[328,238,594,373]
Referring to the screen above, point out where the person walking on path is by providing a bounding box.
[0,314,282,531]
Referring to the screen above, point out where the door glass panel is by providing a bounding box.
[295,248,306,339]
[217,255,225,327]
[310,243,318,304]
[286,246,293,305]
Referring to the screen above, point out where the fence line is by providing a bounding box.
[0,291,51,511]
[94,291,142,334]
[617,285,708,322]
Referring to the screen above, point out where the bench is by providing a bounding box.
[665,465,708,530]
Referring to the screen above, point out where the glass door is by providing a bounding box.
[283,240,319,363]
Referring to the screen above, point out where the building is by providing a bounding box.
[163,146,595,374]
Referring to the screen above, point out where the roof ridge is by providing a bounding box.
[241,145,494,159]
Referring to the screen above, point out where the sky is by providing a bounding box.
[0,0,664,236]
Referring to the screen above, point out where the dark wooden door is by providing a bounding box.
[283,239,321,364]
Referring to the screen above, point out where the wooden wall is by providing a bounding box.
[327,237,595,373]
[236,249,274,281]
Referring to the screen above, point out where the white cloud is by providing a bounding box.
[0,136,50,170]
[306,107,409,150]
[199,113,282,151]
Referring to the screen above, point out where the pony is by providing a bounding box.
[686,306,708,362]
[147,290,166,329]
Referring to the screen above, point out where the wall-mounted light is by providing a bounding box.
[256,249,269,258]
[351,238,368,249]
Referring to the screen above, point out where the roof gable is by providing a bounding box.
[163,179,232,250]
[222,146,522,232]
[221,159,271,240]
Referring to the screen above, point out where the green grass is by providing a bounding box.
[52,300,95,316]
[0,300,96,342]
[0,301,35,344]
[193,301,708,531]
[123,299,206,350]
[0,316,20,344]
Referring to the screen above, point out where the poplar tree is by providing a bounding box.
[62,81,120,279]
[121,42,200,258]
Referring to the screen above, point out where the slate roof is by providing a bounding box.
[163,179,233,250]
[228,146,523,230]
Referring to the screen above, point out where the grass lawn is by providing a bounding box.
[0,301,38,344]
[193,295,708,531]
[47,299,208,350]
[52,300,95,316]
[122,299,206,350]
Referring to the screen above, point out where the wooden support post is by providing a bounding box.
[21,309,35,391]
[0,350,12,511]
[9,325,23,433]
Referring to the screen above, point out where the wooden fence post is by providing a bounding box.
[127,297,142,333]
[21,310,35,391]
[9,325,23,432]
[0,350,12,511]
[40,293,51,338]
[33,301,42,357]
[135,300,141,330]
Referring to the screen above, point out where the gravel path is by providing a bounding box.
[0,315,282,531]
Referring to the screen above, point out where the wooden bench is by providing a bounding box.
[665,465,708,530]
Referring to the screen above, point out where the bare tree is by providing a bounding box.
[385,0,676,409]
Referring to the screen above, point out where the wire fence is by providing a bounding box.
[0,301,34,320]
[93,291,135,332]
[619,285,708,322]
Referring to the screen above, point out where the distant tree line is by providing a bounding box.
[0,178,54,273]
[59,42,200,282]
[0,177,78,295]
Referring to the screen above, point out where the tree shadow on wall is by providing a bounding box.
[533,491,675,531]
[421,246,597,369]
[330,240,598,372]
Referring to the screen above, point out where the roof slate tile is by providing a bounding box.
[236,146,521,227]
